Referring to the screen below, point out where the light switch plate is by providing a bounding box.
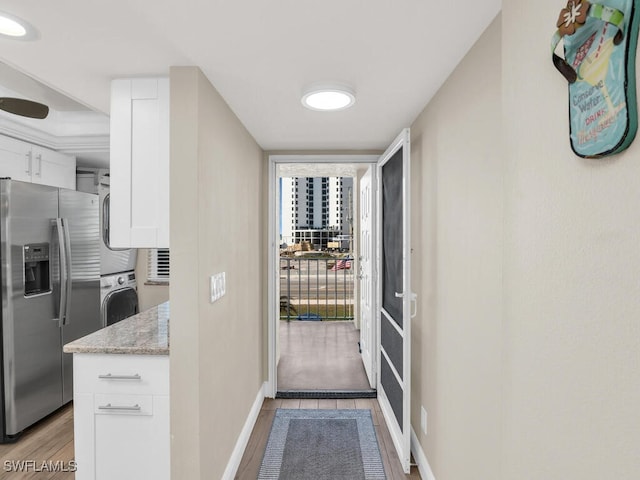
[210,272,226,303]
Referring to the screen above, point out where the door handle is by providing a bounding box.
[395,292,418,318]
[61,218,72,325]
[98,373,141,380]
[56,218,67,328]
[98,403,141,412]
[35,154,42,177]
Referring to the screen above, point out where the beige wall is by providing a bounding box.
[410,4,640,479]
[410,15,503,479]
[169,67,264,479]
[135,248,170,310]
[502,1,640,479]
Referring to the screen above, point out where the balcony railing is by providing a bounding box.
[279,257,354,321]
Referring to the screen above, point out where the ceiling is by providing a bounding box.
[0,0,501,152]
[0,62,89,111]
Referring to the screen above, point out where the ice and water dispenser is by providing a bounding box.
[23,243,51,296]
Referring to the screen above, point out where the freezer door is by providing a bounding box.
[0,180,63,436]
[59,189,101,403]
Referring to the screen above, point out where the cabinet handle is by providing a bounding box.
[98,403,141,411]
[98,373,141,380]
[25,152,31,175]
[35,154,42,176]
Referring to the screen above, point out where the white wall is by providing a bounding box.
[410,15,503,479]
[502,1,640,478]
[169,66,264,479]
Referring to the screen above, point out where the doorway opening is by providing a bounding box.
[267,130,412,472]
[269,157,377,398]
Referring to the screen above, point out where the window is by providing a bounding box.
[147,249,170,283]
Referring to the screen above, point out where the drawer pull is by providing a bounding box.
[98,373,141,380]
[98,403,141,411]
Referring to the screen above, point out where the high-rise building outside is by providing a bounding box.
[281,176,353,249]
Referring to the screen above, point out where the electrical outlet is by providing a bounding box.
[210,272,226,303]
[421,406,427,435]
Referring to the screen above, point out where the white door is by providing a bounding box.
[376,128,413,473]
[359,165,375,388]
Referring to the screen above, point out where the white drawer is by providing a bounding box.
[94,394,154,416]
[73,353,169,395]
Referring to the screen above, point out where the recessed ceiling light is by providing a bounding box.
[302,84,355,112]
[0,12,38,41]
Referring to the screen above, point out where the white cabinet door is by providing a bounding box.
[110,78,170,248]
[0,135,33,182]
[72,354,170,480]
[93,395,170,480]
[31,146,76,190]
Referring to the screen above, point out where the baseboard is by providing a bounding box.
[410,427,436,480]
[221,382,266,480]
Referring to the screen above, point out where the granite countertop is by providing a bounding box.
[63,301,169,355]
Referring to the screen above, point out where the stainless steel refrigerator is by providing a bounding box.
[0,179,101,442]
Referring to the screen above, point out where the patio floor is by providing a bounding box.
[277,320,372,391]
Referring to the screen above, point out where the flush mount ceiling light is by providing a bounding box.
[301,84,355,112]
[0,11,38,40]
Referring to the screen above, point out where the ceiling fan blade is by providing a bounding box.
[0,97,49,119]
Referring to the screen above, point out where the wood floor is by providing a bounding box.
[0,399,421,479]
[278,320,371,390]
[0,404,75,480]
[236,398,421,479]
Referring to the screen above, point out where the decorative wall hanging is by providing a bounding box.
[551,0,640,158]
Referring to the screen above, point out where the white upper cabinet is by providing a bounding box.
[0,135,32,182]
[31,146,77,190]
[0,135,76,189]
[109,77,169,248]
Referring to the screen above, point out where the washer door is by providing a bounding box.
[103,288,139,326]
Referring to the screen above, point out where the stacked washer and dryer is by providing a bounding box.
[77,170,139,327]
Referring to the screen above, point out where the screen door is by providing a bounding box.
[377,128,412,473]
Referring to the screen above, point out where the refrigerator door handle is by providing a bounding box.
[56,218,68,328]
[61,218,73,326]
